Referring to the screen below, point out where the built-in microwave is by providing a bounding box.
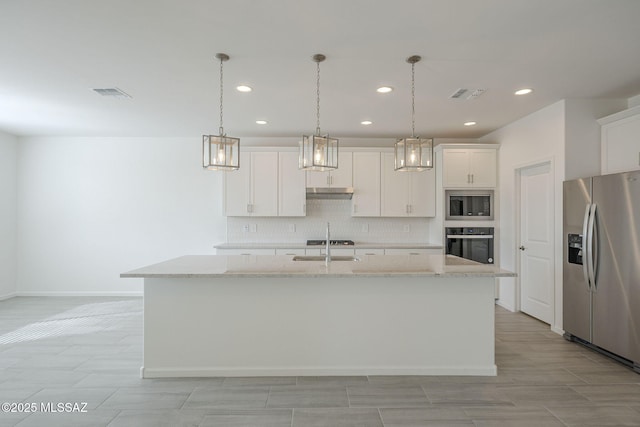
[446,190,494,221]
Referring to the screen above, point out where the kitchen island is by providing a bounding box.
[121,254,514,378]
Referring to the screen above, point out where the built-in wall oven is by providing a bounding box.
[446,227,494,264]
[446,190,494,220]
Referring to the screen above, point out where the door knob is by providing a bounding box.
[519,246,526,251]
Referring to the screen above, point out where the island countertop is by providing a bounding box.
[120,254,515,279]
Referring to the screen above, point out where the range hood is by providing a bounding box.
[306,187,354,200]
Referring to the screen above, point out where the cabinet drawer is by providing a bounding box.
[216,249,276,255]
[384,248,441,255]
[275,248,306,256]
[355,249,385,256]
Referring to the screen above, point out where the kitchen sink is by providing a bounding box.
[292,255,360,262]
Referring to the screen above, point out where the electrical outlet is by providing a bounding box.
[288,224,296,233]
[243,225,249,233]
[403,225,410,233]
[250,224,257,233]
[362,224,369,233]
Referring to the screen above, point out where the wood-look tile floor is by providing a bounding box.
[1,296,640,426]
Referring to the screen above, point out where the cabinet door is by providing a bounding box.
[408,168,436,217]
[381,153,410,217]
[306,170,330,187]
[442,149,471,187]
[602,114,640,174]
[330,151,353,187]
[352,152,380,217]
[251,152,278,216]
[469,149,497,187]
[224,151,252,216]
[278,151,306,216]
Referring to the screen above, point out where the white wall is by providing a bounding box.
[16,137,226,295]
[564,99,627,180]
[0,130,18,299]
[481,98,625,333]
[480,101,566,332]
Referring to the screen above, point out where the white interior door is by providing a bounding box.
[519,162,554,323]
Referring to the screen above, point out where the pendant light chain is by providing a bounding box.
[316,59,321,135]
[219,55,225,136]
[411,60,416,138]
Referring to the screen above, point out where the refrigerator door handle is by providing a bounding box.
[586,203,597,291]
[582,204,592,290]
[589,203,599,290]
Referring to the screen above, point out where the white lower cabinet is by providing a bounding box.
[275,248,306,256]
[305,248,355,256]
[355,248,385,256]
[216,249,276,255]
[384,248,442,255]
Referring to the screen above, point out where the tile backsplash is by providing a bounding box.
[227,199,432,243]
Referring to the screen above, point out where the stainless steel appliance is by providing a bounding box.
[446,227,494,264]
[446,190,494,220]
[306,239,355,246]
[563,171,640,372]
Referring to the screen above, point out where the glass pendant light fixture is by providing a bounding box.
[203,53,240,171]
[299,54,338,171]
[394,55,433,171]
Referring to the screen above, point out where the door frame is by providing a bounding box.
[513,157,556,325]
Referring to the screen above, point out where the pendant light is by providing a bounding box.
[394,55,433,171]
[299,54,338,171]
[203,53,240,171]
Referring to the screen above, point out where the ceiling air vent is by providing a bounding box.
[467,88,486,99]
[92,87,132,98]
[450,88,468,99]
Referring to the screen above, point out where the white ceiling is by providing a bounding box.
[2,0,640,140]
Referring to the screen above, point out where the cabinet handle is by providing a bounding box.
[330,175,334,185]
[303,203,306,214]
[353,204,357,214]
[467,173,471,184]
[327,175,331,185]
[247,204,251,213]
[471,174,474,184]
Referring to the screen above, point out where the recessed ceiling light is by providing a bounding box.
[515,88,533,95]
[361,120,373,125]
[236,85,253,92]
[464,121,477,126]
[376,86,393,93]
[255,120,267,125]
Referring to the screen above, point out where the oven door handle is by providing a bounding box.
[446,235,494,239]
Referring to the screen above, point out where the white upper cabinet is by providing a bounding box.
[442,148,497,188]
[352,152,381,217]
[278,151,306,216]
[599,106,640,174]
[306,151,353,187]
[381,153,435,217]
[224,151,278,216]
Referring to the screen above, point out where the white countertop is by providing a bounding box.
[121,254,514,279]
[214,242,443,249]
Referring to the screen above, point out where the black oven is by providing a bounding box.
[446,227,494,264]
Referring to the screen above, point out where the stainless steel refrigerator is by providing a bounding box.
[563,171,640,372]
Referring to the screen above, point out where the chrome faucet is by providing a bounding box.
[325,222,331,264]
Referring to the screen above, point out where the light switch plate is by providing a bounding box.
[243,225,249,233]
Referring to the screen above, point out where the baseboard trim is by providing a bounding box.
[141,365,498,378]
[0,292,17,301]
[16,291,143,297]
[495,300,516,312]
